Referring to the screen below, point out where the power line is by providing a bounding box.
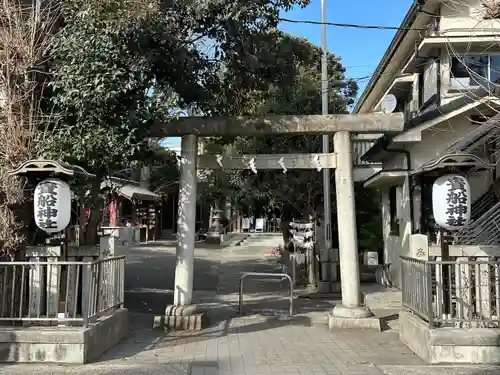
[279,17,425,31]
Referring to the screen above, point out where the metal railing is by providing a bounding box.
[0,256,125,328]
[454,183,500,246]
[454,200,500,245]
[239,272,294,316]
[401,256,500,328]
[470,187,499,221]
[352,140,379,165]
[263,219,281,233]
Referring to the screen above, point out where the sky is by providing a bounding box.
[164,0,414,150]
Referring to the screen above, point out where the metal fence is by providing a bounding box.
[0,256,125,328]
[241,218,282,233]
[261,218,281,233]
[401,256,500,328]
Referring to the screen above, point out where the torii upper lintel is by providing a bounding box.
[150,113,404,137]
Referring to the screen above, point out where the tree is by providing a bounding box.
[43,0,311,244]
[43,1,177,243]
[0,1,61,256]
[204,32,357,215]
[202,32,382,252]
[148,146,180,195]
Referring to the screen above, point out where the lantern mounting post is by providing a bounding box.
[9,159,96,323]
[439,227,453,317]
[431,174,472,319]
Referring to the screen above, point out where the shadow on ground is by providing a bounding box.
[123,244,309,314]
[109,242,334,362]
[114,241,400,365]
[99,311,316,363]
[124,245,220,314]
[0,361,221,375]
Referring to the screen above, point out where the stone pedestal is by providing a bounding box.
[153,304,206,331]
[328,305,382,331]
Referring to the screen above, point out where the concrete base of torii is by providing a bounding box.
[327,306,382,331]
[153,304,206,331]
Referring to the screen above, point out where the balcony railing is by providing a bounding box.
[352,140,379,166]
[0,256,125,328]
[401,256,500,328]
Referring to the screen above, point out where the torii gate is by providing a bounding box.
[152,113,403,330]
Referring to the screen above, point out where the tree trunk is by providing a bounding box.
[85,174,103,246]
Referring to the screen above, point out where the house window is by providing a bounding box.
[450,55,500,89]
[389,186,399,235]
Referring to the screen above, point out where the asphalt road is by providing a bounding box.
[123,241,220,315]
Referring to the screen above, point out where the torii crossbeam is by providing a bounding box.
[150,113,404,137]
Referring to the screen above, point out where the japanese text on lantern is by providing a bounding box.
[445,176,468,227]
[36,181,59,230]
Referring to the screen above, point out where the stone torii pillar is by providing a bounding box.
[328,131,378,329]
[154,134,204,330]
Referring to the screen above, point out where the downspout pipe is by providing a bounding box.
[382,144,415,233]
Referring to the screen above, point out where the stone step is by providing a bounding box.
[371,308,400,332]
[362,283,402,310]
[237,236,283,247]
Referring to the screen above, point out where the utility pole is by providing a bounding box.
[321,0,332,252]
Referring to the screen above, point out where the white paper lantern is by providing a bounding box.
[34,178,72,233]
[432,174,471,231]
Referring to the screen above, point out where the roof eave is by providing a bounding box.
[360,87,497,162]
[354,1,425,114]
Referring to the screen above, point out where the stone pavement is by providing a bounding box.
[1,236,500,375]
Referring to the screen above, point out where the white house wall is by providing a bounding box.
[438,49,458,105]
[357,0,500,114]
[440,0,500,36]
[360,0,500,288]
[410,117,489,172]
[380,115,492,288]
[423,60,439,104]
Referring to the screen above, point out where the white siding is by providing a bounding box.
[440,0,500,36]
[423,60,439,104]
[409,117,486,170]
